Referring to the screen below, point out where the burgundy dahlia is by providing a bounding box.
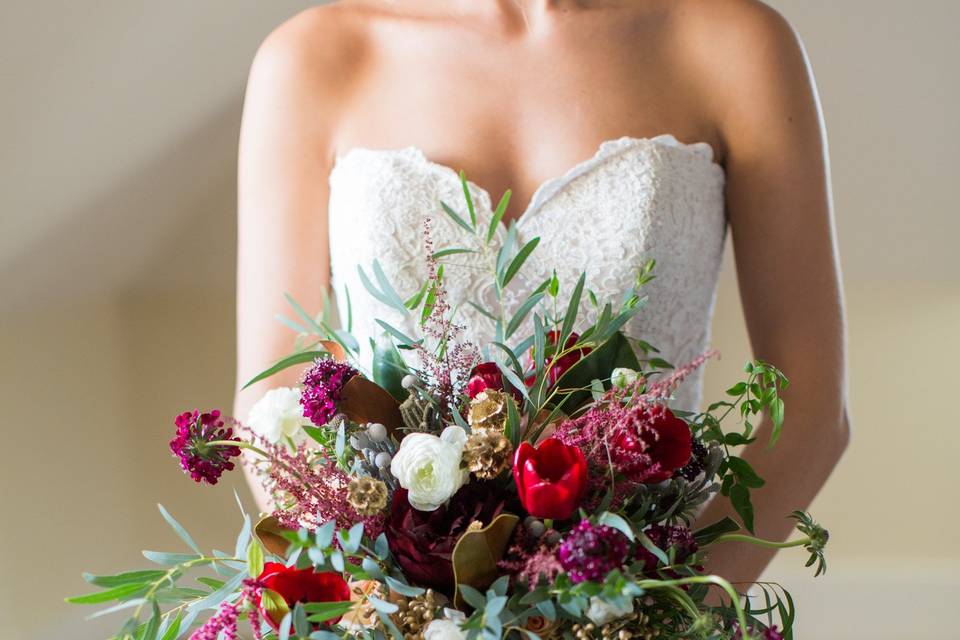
[557,519,630,584]
[300,359,358,426]
[385,483,508,593]
[169,409,241,485]
[636,524,698,573]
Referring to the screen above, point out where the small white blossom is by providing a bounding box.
[586,596,634,625]
[390,426,468,511]
[611,367,640,389]
[424,618,466,640]
[247,387,307,445]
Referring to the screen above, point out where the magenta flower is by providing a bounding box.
[189,600,239,640]
[169,409,241,485]
[557,519,630,584]
[300,359,358,426]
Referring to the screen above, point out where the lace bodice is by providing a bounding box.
[327,135,727,412]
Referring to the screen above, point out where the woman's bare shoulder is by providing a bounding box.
[670,0,807,83]
[246,2,386,107]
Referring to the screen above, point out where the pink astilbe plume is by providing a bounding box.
[240,427,384,538]
[643,349,719,401]
[552,350,714,506]
[190,600,239,640]
[414,217,480,411]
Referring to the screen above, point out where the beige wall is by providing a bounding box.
[1,1,957,639]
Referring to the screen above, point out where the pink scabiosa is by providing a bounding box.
[300,359,358,426]
[169,410,241,485]
[557,519,630,584]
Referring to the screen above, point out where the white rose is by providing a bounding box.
[247,387,307,445]
[424,619,466,640]
[611,367,640,389]
[586,596,634,625]
[390,426,468,511]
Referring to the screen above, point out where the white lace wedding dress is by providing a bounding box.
[327,135,727,412]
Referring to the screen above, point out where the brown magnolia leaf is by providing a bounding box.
[339,376,402,434]
[318,340,347,363]
[255,515,293,557]
[451,513,520,608]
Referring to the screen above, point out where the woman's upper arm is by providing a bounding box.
[704,2,850,428]
[235,13,359,420]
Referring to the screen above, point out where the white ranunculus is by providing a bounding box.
[390,426,468,511]
[586,596,634,625]
[247,387,307,445]
[424,619,466,640]
[611,367,640,389]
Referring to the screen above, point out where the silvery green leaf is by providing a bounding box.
[85,598,146,619]
[384,576,425,597]
[488,576,510,598]
[597,512,636,541]
[441,200,475,234]
[278,612,293,640]
[187,571,244,612]
[374,533,389,560]
[83,570,166,588]
[142,551,200,566]
[506,292,545,339]
[329,549,345,573]
[485,595,508,618]
[362,557,384,580]
[158,611,182,640]
[487,190,512,242]
[293,603,311,638]
[502,238,540,287]
[369,596,400,614]
[314,521,336,549]
[458,585,487,610]
[233,515,252,561]
[157,505,201,555]
[536,599,556,621]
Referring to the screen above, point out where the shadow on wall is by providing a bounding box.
[0,97,243,316]
[0,98,248,639]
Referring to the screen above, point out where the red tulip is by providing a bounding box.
[524,331,592,389]
[256,562,351,628]
[467,362,505,398]
[513,438,588,520]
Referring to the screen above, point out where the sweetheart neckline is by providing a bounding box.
[330,134,724,230]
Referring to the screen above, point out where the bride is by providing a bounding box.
[233,0,850,594]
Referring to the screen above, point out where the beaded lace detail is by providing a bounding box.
[327,135,726,411]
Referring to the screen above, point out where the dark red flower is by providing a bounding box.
[513,439,588,520]
[467,361,506,399]
[255,562,351,628]
[385,483,508,593]
[610,403,692,483]
[524,331,592,389]
[169,409,241,485]
[558,519,630,583]
[732,624,784,640]
[300,359,358,426]
[636,524,698,573]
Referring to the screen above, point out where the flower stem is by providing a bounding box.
[209,440,270,458]
[636,575,752,639]
[710,534,810,550]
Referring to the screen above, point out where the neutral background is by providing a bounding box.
[1,1,957,638]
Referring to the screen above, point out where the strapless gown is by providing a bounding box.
[327,135,727,412]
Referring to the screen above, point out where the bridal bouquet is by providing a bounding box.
[70,177,827,640]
